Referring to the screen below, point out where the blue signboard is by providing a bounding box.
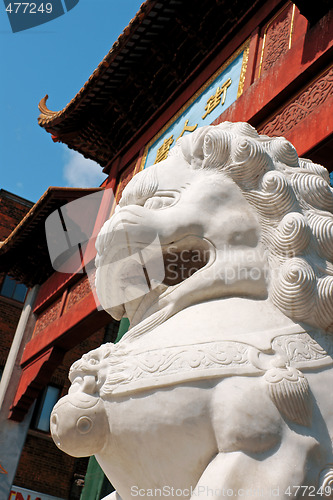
[142,41,249,169]
[141,43,248,168]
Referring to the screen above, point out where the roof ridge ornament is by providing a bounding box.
[38,94,58,117]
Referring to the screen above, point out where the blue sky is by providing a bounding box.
[0,0,143,203]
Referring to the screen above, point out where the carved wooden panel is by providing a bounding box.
[259,67,333,137]
[65,273,95,312]
[257,4,295,78]
[33,297,62,337]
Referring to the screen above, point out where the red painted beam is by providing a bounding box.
[21,291,109,366]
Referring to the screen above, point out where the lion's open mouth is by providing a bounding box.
[112,235,212,292]
[123,236,213,326]
[98,234,213,325]
[161,236,211,286]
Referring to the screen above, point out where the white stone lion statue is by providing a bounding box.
[51,123,333,500]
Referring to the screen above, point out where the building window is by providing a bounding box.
[0,275,27,302]
[32,385,61,433]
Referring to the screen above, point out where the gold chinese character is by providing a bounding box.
[154,136,174,164]
[202,78,232,119]
[176,119,198,141]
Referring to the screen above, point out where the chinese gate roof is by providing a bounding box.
[38,0,274,171]
[0,187,102,287]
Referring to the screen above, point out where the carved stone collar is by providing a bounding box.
[98,330,333,397]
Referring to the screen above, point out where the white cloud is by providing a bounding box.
[63,147,107,188]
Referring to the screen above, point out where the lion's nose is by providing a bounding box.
[69,374,98,395]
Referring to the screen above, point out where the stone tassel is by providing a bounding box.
[265,366,312,427]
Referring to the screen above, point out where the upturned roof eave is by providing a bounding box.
[0,186,102,254]
[37,0,154,130]
[0,186,103,286]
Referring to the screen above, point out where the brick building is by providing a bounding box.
[0,0,332,499]
[0,188,118,499]
[0,190,33,241]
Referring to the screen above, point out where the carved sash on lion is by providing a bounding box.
[51,123,333,500]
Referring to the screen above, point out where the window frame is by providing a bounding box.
[0,274,28,303]
[31,384,61,433]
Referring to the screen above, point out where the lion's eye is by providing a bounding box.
[144,197,163,210]
[144,193,176,210]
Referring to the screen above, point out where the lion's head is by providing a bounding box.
[95,122,333,335]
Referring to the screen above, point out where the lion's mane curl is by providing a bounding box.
[169,122,333,333]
